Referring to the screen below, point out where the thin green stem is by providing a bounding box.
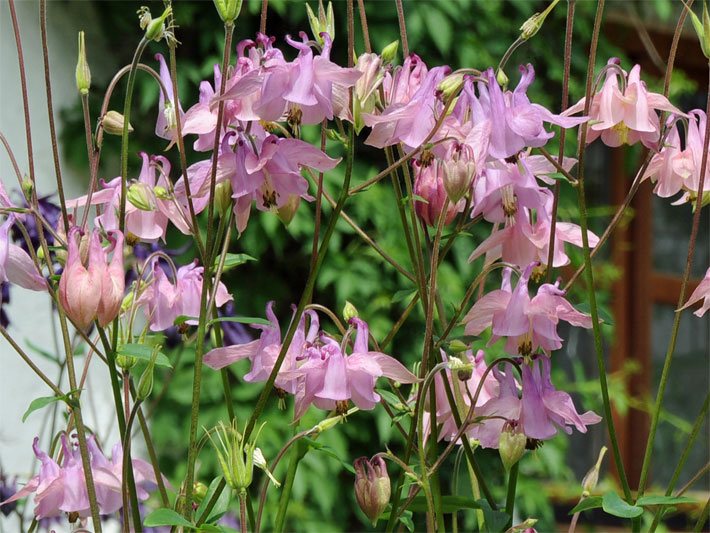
[121,401,144,533]
[505,463,519,529]
[649,393,709,532]
[118,37,148,234]
[182,23,234,514]
[274,439,307,533]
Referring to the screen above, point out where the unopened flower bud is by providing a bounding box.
[343,301,359,322]
[193,482,208,504]
[75,31,91,95]
[443,159,475,203]
[116,354,137,370]
[380,40,399,65]
[438,72,465,100]
[508,518,538,532]
[213,0,243,24]
[413,160,459,227]
[209,420,261,495]
[499,424,526,471]
[581,446,607,497]
[141,6,172,42]
[353,456,390,526]
[214,180,233,215]
[102,111,133,136]
[519,0,559,41]
[136,345,160,400]
[276,195,300,226]
[59,228,103,329]
[127,183,156,211]
[21,178,33,202]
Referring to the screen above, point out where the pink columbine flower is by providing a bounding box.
[413,159,465,227]
[468,202,598,269]
[294,317,417,419]
[219,130,339,232]
[422,350,500,445]
[462,264,593,355]
[643,110,710,204]
[680,266,710,317]
[204,302,317,395]
[363,57,450,149]
[59,227,104,329]
[0,435,159,519]
[471,358,601,447]
[96,230,125,327]
[67,153,187,242]
[0,182,46,291]
[154,53,184,148]
[471,65,587,160]
[565,59,683,149]
[138,259,232,332]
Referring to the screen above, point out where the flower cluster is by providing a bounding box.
[204,304,417,418]
[0,436,159,520]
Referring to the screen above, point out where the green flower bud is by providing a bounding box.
[116,354,137,370]
[75,31,91,95]
[343,301,359,322]
[499,424,526,471]
[496,68,509,90]
[380,40,399,65]
[519,0,559,41]
[153,185,170,201]
[21,177,34,201]
[101,111,133,136]
[213,0,243,24]
[447,339,468,353]
[354,456,390,526]
[581,446,607,497]
[137,345,160,400]
[141,6,172,42]
[437,72,465,100]
[193,482,209,504]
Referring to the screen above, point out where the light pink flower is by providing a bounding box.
[680,266,710,317]
[413,159,464,227]
[566,59,683,149]
[154,53,185,148]
[59,227,104,329]
[363,57,449,149]
[470,65,587,159]
[138,259,232,332]
[0,435,159,519]
[96,230,125,327]
[293,317,417,419]
[462,264,592,355]
[0,216,46,291]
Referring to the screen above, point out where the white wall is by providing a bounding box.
[1,2,120,529]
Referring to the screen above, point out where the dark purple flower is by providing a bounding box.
[0,470,17,516]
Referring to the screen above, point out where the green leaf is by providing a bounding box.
[22,395,66,423]
[25,340,60,363]
[117,343,172,369]
[143,508,194,528]
[303,437,356,474]
[569,496,603,514]
[377,389,408,411]
[602,491,643,518]
[427,8,453,54]
[195,477,231,524]
[391,289,418,305]
[636,495,695,506]
[208,316,271,327]
[214,252,256,272]
[476,499,509,533]
[408,495,483,513]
